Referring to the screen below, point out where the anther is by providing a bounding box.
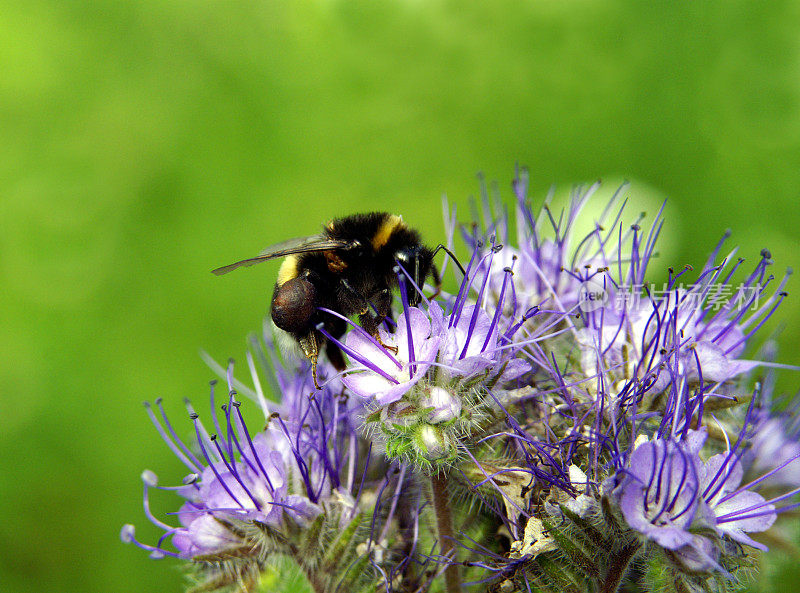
[182,473,199,485]
[141,470,158,486]
[120,524,135,543]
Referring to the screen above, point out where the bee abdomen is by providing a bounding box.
[271,276,316,334]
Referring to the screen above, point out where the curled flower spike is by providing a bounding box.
[123,354,379,592]
[443,171,799,587]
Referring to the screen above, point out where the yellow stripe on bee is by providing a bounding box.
[277,255,299,286]
[371,214,404,250]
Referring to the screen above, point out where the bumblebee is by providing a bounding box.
[213,212,458,388]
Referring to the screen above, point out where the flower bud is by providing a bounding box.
[419,386,461,423]
[380,401,416,431]
[414,425,451,462]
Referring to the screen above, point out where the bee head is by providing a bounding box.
[394,244,434,306]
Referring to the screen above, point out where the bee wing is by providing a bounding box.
[211,235,353,275]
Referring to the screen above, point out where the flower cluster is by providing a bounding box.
[124,169,800,593]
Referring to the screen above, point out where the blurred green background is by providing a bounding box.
[2,1,800,592]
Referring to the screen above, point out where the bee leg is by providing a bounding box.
[375,335,399,355]
[377,335,399,355]
[430,244,465,298]
[310,358,320,390]
[298,333,321,390]
[359,310,399,355]
[428,262,442,300]
[372,289,400,353]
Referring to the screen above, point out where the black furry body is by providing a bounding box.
[269,212,436,381]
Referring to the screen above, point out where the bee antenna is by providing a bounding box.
[431,244,466,276]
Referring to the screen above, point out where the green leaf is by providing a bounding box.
[321,513,364,572]
[297,514,326,566]
[540,517,599,578]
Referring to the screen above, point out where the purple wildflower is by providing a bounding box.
[605,374,792,573]
[341,306,441,405]
[432,301,530,384]
[613,433,705,551]
[574,267,784,401]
